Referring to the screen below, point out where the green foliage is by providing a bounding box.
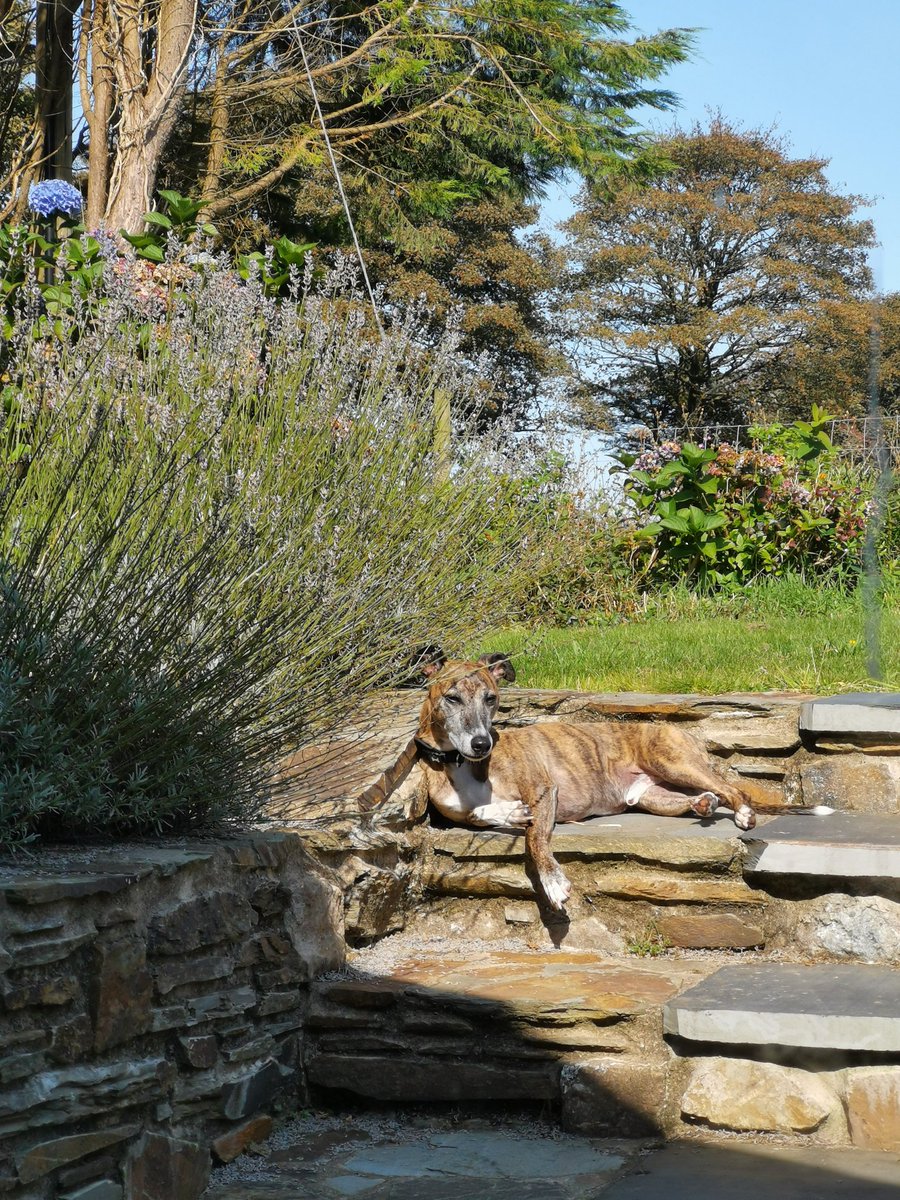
[615,414,873,589]
[121,190,219,263]
[1,193,316,346]
[626,924,671,958]
[236,236,317,297]
[0,224,54,337]
[162,1,692,225]
[0,251,548,847]
[748,403,836,463]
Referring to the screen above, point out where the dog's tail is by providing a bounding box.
[745,803,835,817]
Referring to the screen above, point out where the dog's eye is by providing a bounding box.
[486,694,498,706]
[444,693,462,705]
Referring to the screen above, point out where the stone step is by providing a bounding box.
[663,962,900,1052]
[417,811,900,959]
[741,811,900,879]
[425,809,900,898]
[801,693,900,740]
[304,950,900,1148]
[305,951,708,1103]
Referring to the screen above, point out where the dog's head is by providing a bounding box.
[418,653,516,761]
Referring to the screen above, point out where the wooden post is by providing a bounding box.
[35,0,77,182]
[433,386,451,483]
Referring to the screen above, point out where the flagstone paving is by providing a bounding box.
[201,1115,900,1199]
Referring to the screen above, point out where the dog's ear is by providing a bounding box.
[413,645,447,681]
[478,652,516,683]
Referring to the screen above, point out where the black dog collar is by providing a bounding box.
[414,738,468,767]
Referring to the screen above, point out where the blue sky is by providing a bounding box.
[542,0,899,292]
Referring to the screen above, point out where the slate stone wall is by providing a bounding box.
[0,834,344,1200]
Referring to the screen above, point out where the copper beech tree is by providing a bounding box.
[560,118,876,433]
[782,293,900,420]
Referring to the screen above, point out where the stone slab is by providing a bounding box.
[204,1117,639,1199]
[741,812,900,878]
[307,1054,560,1101]
[0,874,138,905]
[16,1126,136,1184]
[655,913,765,950]
[494,689,809,724]
[845,1068,900,1151]
[664,963,900,1052]
[432,813,750,871]
[382,951,706,1023]
[801,693,900,738]
[592,871,767,906]
[600,1140,900,1200]
[59,1183,123,1200]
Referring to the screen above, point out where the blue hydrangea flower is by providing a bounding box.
[28,179,84,218]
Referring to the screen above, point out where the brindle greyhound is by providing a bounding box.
[414,653,756,910]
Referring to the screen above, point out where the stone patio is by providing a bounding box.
[201,1112,900,1199]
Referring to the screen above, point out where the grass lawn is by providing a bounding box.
[482,586,900,695]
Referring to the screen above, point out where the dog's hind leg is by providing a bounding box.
[637,784,719,820]
[642,727,756,830]
[525,784,571,911]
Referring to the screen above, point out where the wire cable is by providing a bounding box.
[291,16,386,340]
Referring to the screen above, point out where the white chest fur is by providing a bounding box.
[430,763,526,830]
[436,763,493,817]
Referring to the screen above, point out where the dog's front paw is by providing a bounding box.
[508,802,533,828]
[541,863,572,911]
[734,803,756,830]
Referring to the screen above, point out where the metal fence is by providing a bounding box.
[619,415,900,467]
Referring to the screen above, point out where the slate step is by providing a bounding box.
[304,951,900,1147]
[425,810,900,902]
[801,692,900,740]
[663,962,900,1052]
[740,812,900,879]
[305,952,708,1102]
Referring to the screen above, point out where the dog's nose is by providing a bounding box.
[470,736,492,757]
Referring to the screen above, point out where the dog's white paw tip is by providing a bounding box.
[542,868,572,910]
[735,805,756,830]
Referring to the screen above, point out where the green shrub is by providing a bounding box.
[616,413,873,590]
[0,253,547,846]
[479,450,643,625]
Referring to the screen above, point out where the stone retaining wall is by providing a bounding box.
[0,834,344,1200]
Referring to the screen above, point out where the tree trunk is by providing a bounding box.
[200,66,229,203]
[79,0,115,228]
[36,0,78,182]
[102,0,197,233]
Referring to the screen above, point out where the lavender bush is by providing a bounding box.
[0,247,555,845]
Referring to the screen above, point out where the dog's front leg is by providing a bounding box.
[468,800,533,829]
[525,784,571,911]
